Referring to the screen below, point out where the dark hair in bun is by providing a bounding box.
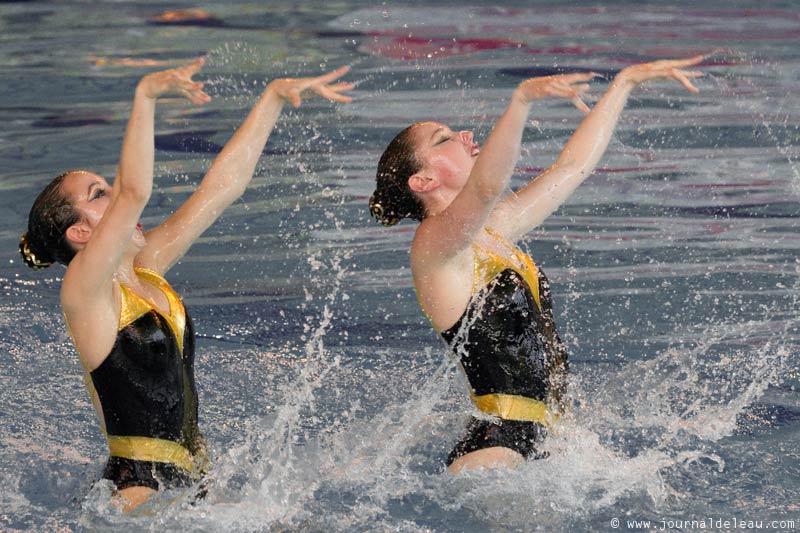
[369,124,426,226]
[20,171,81,269]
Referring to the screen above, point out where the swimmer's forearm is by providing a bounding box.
[467,73,594,207]
[114,85,157,204]
[63,84,160,291]
[136,68,352,274]
[466,96,531,201]
[198,85,286,203]
[552,77,633,172]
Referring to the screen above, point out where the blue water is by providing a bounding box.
[1,1,798,531]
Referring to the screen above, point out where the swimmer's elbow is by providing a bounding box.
[469,170,508,203]
[550,155,594,181]
[212,174,249,204]
[118,182,152,205]
[475,180,503,203]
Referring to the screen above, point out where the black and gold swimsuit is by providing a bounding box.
[439,229,568,465]
[75,268,207,491]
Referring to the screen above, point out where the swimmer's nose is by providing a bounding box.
[458,130,473,144]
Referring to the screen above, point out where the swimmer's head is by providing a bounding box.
[370,124,426,226]
[370,121,479,226]
[20,171,82,269]
[20,170,144,269]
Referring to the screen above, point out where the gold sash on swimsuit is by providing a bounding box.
[107,435,205,475]
[471,392,557,426]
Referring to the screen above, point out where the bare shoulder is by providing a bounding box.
[411,224,475,332]
[60,258,87,306]
[60,260,120,371]
[410,220,475,277]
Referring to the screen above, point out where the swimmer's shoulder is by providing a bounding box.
[61,258,122,370]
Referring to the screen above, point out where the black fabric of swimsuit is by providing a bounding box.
[90,299,203,489]
[441,265,568,464]
[102,456,195,491]
[446,417,550,466]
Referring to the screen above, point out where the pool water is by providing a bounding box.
[1,1,798,531]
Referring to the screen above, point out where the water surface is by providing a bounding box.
[0,1,798,531]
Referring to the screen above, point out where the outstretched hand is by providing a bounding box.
[267,66,355,108]
[617,55,704,93]
[138,57,211,105]
[515,72,598,113]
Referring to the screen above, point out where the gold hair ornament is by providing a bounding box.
[369,197,400,226]
[19,233,52,269]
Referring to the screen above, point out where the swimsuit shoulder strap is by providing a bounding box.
[474,227,541,311]
[128,268,187,354]
[118,282,156,332]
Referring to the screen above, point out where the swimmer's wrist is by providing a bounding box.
[262,81,290,106]
[135,79,159,101]
[611,70,640,90]
[511,87,535,107]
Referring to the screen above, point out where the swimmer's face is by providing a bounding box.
[410,121,479,193]
[61,171,146,250]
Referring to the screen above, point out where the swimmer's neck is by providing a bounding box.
[112,249,142,287]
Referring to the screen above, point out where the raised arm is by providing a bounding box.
[116,58,210,213]
[63,60,209,294]
[413,73,595,262]
[490,56,704,241]
[136,66,354,274]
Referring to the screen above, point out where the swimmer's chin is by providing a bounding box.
[131,225,147,247]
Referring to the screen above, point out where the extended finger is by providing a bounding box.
[571,83,591,94]
[189,92,211,105]
[326,82,356,92]
[192,87,211,103]
[571,95,591,114]
[315,84,353,103]
[313,65,351,86]
[552,80,585,98]
[559,72,599,83]
[179,80,205,95]
[180,83,210,103]
[180,57,205,76]
[179,88,208,105]
[666,55,705,68]
[671,69,700,93]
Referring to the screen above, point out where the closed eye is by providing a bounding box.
[436,136,451,145]
[91,188,106,200]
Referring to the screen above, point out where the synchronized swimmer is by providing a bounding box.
[369,56,702,472]
[20,59,353,512]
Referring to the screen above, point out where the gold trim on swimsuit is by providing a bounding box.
[118,268,187,355]
[473,228,541,312]
[106,435,201,475]
[471,392,557,426]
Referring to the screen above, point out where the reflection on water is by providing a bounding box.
[1,2,798,531]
